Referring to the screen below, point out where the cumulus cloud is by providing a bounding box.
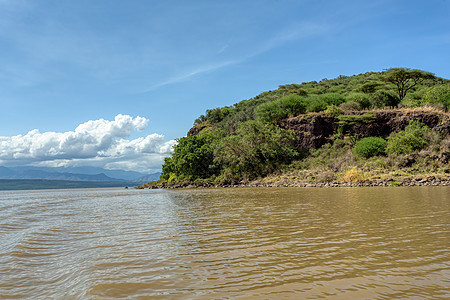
[0,114,176,172]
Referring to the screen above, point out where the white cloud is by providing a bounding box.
[0,114,175,172]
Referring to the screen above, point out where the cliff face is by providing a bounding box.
[188,108,449,151]
[279,109,449,150]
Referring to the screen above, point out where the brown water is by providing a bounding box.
[0,187,449,299]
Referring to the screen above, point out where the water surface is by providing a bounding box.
[0,187,449,299]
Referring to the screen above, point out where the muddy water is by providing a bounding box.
[0,187,448,299]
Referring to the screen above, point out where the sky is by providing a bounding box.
[0,0,449,173]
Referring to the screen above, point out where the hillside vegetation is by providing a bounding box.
[148,68,450,188]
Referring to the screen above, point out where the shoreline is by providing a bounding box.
[141,175,450,189]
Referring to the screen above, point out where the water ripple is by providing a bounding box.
[0,187,448,299]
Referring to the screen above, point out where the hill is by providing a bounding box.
[144,68,450,188]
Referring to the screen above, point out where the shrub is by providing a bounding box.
[346,92,371,109]
[353,137,387,158]
[356,81,384,93]
[256,100,287,123]
[340,101,361,111]
[306,97,328,112]
[340,167,366,182]
[307,93,346,112]
[386,120,430,155]
[337,112,376,126]
[205,106,234,123]
[423,85,450,110]
[162,135,218,180]
[279,94,307,116]
[439,92,450,111]
[370,90,400,108]
[320,93,346,106]
[214,120,300,180]
[325,105,343,117]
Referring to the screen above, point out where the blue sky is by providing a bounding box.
[0,0,449,172]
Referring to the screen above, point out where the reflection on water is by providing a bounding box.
[0,187,449,299]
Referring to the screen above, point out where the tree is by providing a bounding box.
[383,68,435,100]
[166,135,216,179]
[214,121,300,180]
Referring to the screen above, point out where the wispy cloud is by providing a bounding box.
[141,22,329,93]
[141,60,239,92]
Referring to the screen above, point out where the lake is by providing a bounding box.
[0,187,449,299]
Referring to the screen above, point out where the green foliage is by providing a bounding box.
[353,137,387,158]
[162,69,450,186]
[370,90,400,108]
[161,157,175,180]
[307,93,345,112]
[162,135,218,180]
[337,112,376,126]
[356,81,384,93]
[193,115,207,125]
[346,92,371,109]
[192,69,447,132]
[383,68,436,100]
[422,85,450,110]
[278,84,308,96]
[279,94,307,116]
[439,93,450,111]
[306,96,328,112]
[319,93,346,106]
[340,101,361,111]
[386,121,431,155]
[214,121,300,181]
[324,105,343,117]
[257,95,307,123]
[204,106,234,123]
[256,100,287,123]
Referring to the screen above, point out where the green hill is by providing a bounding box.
[149,68,450,188]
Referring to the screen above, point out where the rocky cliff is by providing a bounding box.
[279,108,449,150]
[188,108,449,151]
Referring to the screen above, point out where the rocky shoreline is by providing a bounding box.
[141,175,449,189]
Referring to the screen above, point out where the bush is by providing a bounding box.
[320,93,346,106]
[340,167,366,182]
[307,93,346,112]
[337,112,376,126]
[205,106,234,123]
[356,81,384,93]
[386,121,430,155]
[163,135,218,180]
[439,93,450,111]
[370,90,400,108]
[353,137,387,158]
[324,105,343,117]
[346,92,371,109]
[306,97,328,112]
[214,121,300,180]
[279,94,307,116]
[340,101,361,111]
[422,85,450,110]
[256,100,287,123]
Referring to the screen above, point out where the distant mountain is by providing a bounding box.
[8,166,146,181]
[0,166,163,184]
[0,179,129,191]
[0,166,15,177]
[0,167,123,182]
[132,172,161,183]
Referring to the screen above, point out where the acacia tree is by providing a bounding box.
[383,68,435,100]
